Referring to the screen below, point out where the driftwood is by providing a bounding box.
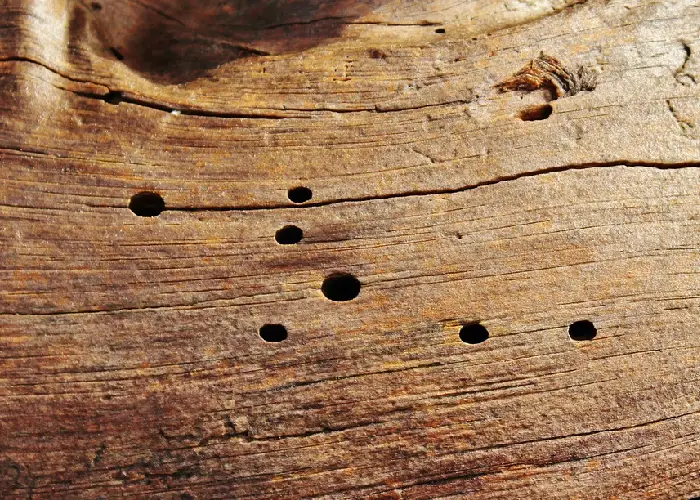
[1,0,700,497]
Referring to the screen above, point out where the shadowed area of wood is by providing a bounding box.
[87,0,394,83]
[1,0,699,498]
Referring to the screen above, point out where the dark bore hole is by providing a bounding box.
[105,90,123,105]
[459,323,489,344]
[129,192,165,217]
[322,273,361,302]
[275,225,303,245]
[435,28,446,34]
[569,320,597,341]
[288,186,312,204]
[259,324,288,343]
[90,1,102,11]
[519,104,553,121]
[369,49,387,59]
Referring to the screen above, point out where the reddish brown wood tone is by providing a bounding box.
[1,0,699,498]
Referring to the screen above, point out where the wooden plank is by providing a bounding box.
[1,0,699,498]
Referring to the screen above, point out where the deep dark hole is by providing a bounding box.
[275,225,303,245]
[322,273,361,302]
[129,192,165,217]
[110,47,125,61]
[569,320,597,341]
[259,324,288,342]
[90,1,102,11]
[288,186,313,204]
[519,104,553,121]
[435,28,446,34]
[369,49,386,59]
[459,323,489,344]
[105,91,123,105]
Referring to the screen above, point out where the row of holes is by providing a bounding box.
[260,320,598,343]
[128,190,597,344]
[128,188,312,217]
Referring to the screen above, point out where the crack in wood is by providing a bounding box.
[675,40,697,86]
[90,161,700,212]
[667,98,696,135]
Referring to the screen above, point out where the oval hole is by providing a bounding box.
[288,186,312,204]
[569,320,597,341]
[129,192,165,217]
[322,273,361,302]
[459,323,489,344]
[259,324,288,342]
[275,225,303,245]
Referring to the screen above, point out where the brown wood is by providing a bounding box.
[1,0,699,498]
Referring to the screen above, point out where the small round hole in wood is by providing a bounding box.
[259,324,288,342]
[129,192,165,217]
[322,273,361,302]
[459,323,489,344]
[288,186,312,204]
[275,225,303,245]
[569,320,597,341]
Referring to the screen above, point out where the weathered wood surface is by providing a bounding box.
[1,0,700,498]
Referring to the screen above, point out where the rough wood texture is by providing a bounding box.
[1,0,700,498]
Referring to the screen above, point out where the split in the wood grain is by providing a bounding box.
[112,161,700,214]
[675,41,697,86]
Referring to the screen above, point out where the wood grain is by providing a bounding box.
[1,0,699,498]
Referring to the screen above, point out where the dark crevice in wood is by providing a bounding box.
[101,161,699,213]
[666,99,695,135]
[0,148,695,214]
[345,21,443,26]
[262,15,353,30]
[675,40,696,85]
[70,89,298,119]
[0,56,106,87]
[398,471,489,488]
[70,88,471,117]
[3,56,472,117]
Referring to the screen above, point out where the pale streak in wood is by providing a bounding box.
[0,0,699,498]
